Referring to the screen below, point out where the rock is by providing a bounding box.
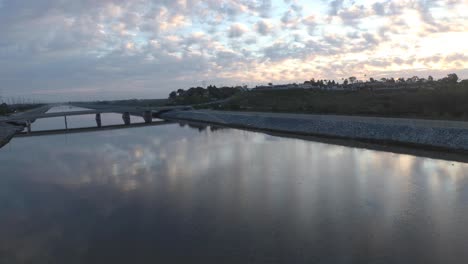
[161,110,468,153]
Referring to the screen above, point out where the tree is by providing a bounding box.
[207,85,221,98]
[0,103,9,116]
[428,75,434,82]
[460,79,468,86]
[177,89,185,96]
[446,73,459,83]
[349,76,357,84]
[369,77,375,83]
[169,91,177,99]
[343,79,349,85]
[410,76,420,83]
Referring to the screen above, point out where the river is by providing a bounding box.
[1,106,467,263]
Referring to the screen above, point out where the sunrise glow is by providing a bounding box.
[0,0,467,100]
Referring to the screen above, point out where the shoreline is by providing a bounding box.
[0,123,23,149]
[161,110,468,157]
[0,105,52,149]
[177,119,468,163]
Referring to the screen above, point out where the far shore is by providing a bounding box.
[3,103,468,160]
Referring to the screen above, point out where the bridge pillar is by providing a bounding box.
[122,112,131,125]
[95,113,102,128]
[26,121,31,134]
[64,116,68,130]
[143,111,152,124]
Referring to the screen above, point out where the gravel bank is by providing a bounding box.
[0,123,23,148]
[0,105,51,149]
[161,110,468,153]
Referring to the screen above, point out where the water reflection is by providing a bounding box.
[1,115,468,263]
[30,105,145,132]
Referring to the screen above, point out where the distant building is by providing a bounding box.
[254,84,305,91]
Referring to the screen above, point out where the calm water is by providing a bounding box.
[27,105,144,131]
[1,107,468,263]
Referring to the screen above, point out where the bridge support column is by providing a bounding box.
[95,113,102,128]
[64,116,68,130]
[26,121,31,134]
[122,112,131,125]
[143,111,152,124]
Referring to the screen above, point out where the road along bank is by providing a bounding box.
[160,110,468,154]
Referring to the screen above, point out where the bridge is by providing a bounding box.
[15,120,174,138]
[1,104,192,135]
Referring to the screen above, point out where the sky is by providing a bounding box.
[0,0,467,101]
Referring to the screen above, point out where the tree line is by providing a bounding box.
[166,73,465,105]
[168,85,244,104]
[308,73,461,86]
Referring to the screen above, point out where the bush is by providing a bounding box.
[218,83,468,121]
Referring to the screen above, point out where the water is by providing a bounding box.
[1,106,468,263]
[29,105,144,131]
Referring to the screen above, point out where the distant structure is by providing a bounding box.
[251,74,461,92]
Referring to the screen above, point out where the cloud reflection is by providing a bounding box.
[1,123,468,262]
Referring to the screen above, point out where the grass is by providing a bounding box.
[218,82,468,121]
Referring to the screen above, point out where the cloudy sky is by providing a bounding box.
[0,0,467,101]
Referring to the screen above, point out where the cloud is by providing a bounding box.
[280,2,303,28]
[0,0,467,100]
[228,23,248,38]
[328,0,345,16]
[362,33,379,46]
[302,15,317,35]
[337,4,370,26]
[255,19,274,35]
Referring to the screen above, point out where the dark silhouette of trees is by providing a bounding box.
[168,85,243,104]
[445,73,459,83]
[0,103,8,115]
[167,73,465,107]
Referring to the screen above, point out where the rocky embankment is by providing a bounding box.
[0,123,24,148]
[161,110,468,153]
[0,105,51,149]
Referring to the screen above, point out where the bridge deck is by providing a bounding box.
[3,105,191,122]
[7,109,139,121]
[15,120,173,137]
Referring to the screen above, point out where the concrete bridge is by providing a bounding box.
[3,105,192,134]
[15,120,173,138]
